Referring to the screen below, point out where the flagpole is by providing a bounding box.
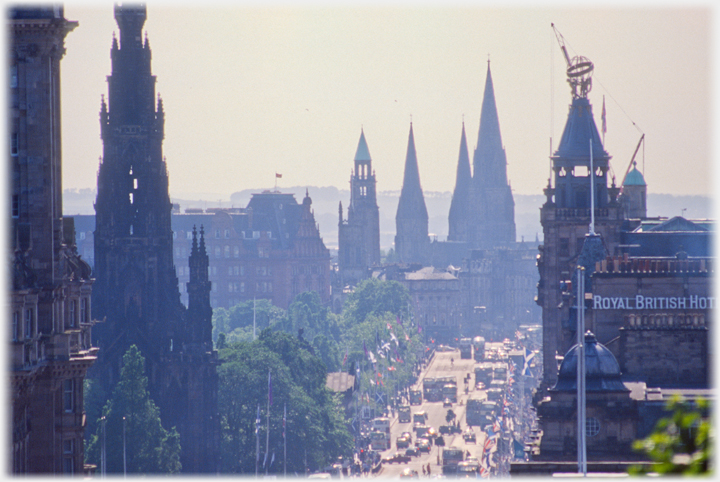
[283,403,287,477]
[253,297,256,341]
[577,266,587,476]
[266,369,271,475]
[256,404,260,477]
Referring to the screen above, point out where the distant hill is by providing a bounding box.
[63,188,713,252]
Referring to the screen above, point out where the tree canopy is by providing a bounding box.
[85,345,181,474]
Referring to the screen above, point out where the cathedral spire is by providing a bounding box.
[448,122,471,242]
[395,123,429,264]
[473,62,506,187]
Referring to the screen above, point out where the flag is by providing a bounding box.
[390,332,398,346]
[283,404,286,439]
[275,173,282,178]
[601,95,607,135]
[405,333,410,341]
[255,404,261,435]
[271,451,275,467]
[268,370,272,406]
[263,451,268,468]
[418,324,422,334]
[396,315,402,325]
[342,346,348,366]
[522,348,535,376]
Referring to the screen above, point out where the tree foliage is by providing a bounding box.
[85,345,181,474]
[342,278,410,326]
[217,330,353,475]
[630,395,712,475]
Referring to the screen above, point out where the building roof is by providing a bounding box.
[552,97,610,164]
[396,123,428,221]
[405,266,457,281]
[551,331,629,393]
[354,129,371,162]
[623,163,646,186]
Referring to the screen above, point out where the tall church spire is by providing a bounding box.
[395,123,429,264]
[468,62,516,249]
[448,122,472,242]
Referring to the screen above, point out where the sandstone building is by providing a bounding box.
[9,6,97,474]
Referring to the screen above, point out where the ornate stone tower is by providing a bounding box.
[9,6,97,474]
[468,63,516,249]
[447,123,472,243]
[395,123,430,265]
[536,48,623,390]
[338,129,381,285]
[91,5,218,472]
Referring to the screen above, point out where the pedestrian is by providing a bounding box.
[427,463,431,475]
[422,465,426,476]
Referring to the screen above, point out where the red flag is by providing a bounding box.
[275,173,282,178]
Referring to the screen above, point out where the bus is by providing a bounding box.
[459,337,473,359]
[442,383,457,403]
[372,417,390,435]
[473,336,486,361]
[370,431,390,451]
[465,393,486,426]
[398,406,411,423]
[441,447,464,474]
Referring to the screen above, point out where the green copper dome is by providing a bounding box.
[624,162,646,186]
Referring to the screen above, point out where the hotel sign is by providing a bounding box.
[593,295,715,310]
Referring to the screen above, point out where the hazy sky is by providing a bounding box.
[60,3,712,201]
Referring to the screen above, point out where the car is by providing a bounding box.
[443,398,453,407]
[405,447,420,457]
[475,382,485,390]
[382,452,411,464]
[426,427,437,438]
[401,431,413,443]
[462,431,476,443]
[400,468,419,478]
[416,438,431,452]
[396,436,410,448]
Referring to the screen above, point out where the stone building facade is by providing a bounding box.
[90,5,219,472]
[9,6,97,474]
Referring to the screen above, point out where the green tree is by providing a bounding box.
[217,330,353,474]
[86,345,181,474]
[343,278,410,326]
[630,395,712,475]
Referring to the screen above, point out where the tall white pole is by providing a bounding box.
[101,416,106,478]
[589,139,595,235]
[577,266,587,475]
[253,297,257,341]
[266,370,271,475]
[122,416,127,477]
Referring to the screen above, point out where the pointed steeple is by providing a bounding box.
[354,129,371,162]
[473,62,506,187]
[395,123,429,265]
[448,122,472,242]
[397,123,428,221]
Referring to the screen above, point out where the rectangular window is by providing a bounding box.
[225,230,230,239]
[69,300,76,328]
[80,298,87,324]
[24,309,32,338]
[12,312,18,341]
[10,64,18,88]
[12,194,19,218]
[11,133,18,156]
[234,246,239,258]
[63,379,74,413]
[224,246,230,258]
[228,266,233,276]
[240,282,245,293]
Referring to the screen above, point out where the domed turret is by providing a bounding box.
[619,161,647,219]
[551,331,628,392]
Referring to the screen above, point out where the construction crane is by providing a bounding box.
[552,23,594,99]
[619,134,645,192]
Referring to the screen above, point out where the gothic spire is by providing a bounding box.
[448,122,471,241]
[473,62,507,187]
[396,123,428,222]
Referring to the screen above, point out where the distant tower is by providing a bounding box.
[395,123,430,264]
[338,129,381,285]
[91,5,218,472]
[468,63,516,249]
[536,45,623,390]
[619,162,647,219]
[447,122,472,242]
[9,6,97,474]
